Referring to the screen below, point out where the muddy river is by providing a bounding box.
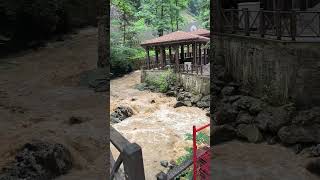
[110,71,210,179]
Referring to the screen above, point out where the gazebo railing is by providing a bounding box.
[142,64,210,76]
[220,8,320,40]
[110,127,145,180]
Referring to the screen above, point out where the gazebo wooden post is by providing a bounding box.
[198,43,202,65]
[181,44,184,64]
[169,46,172,64]
[187,44,190,57]
[192,42,196,65]
[155,46,159,68]
[146,47,151,69]
[160,46,166,68]
[174,45,179,66]
[203,46,206,65]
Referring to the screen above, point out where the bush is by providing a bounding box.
[145,69,176,93]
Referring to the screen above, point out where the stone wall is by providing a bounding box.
[220,35,320,107]
[141,70,210,95]
[176,73,210,95]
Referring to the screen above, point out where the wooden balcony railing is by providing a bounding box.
[110,127,145,180]
[142,64,210,76]
[220,8,320,41]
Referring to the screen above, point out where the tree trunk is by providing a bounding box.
[176,0,179,30]
[97,0,108,68]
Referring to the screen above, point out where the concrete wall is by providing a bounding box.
[141,70,210,95]
[220,35,320,107]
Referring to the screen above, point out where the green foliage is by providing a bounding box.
[184,132,209,144]
[145,69,176,92]
[198,0,209,29]
[138,0,190,36]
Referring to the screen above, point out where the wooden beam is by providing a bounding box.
[161,46,166,68]
[180,44,184,63]
[174,46,179,66]
[187,45,190,57]
[198,43,202,65]
[192,43,196,65]
[155,46,159,66]
[147,47,150,69]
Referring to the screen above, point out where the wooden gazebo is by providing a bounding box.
[140,31,210,69]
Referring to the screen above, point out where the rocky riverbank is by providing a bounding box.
[210,64,320,176]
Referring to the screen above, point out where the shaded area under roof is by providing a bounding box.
[140,31,209,47]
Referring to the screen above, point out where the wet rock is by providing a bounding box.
[292,144,303,154]
[237,124,263,143]
[0,141,72,180]
[213,80,226,87]
[236,111,254,124]
[306,158,320,176]
[134,83,147,91]
[254,104,295,133]
[301,144,320,157]
[131,98,136,101]
[211,125,237,145]
[196,95,210,108]
[183,100,192,107]
[110,106,134,123]
[191,94,202,104]
[168,162,176,169]
[228,82,241,88]
[267,136,278,145]
[166,91,175,97]
[292,107,320,125]
[160,160,168,168]
[221,86,236,96]
[232,96,265,114]
[176,92,185,101]
[278,125,320,144]
[212,85,222,95]
[150,100,155,104]
[174,101,185,108]
[216,103,239,125]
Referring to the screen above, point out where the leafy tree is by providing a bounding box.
[139,0,190,36]
[198,0,209,28]
[112,0,137,45]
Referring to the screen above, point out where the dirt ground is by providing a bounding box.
[212,141,319,180]
[0,28,107,179]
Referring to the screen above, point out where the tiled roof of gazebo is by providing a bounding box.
[140,31,209,46]
[189,29,210,37]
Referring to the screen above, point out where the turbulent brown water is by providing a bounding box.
[110,71,210,179]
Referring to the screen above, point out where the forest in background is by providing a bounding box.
[111,0,209,77]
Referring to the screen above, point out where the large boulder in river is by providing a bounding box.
[278,124,320,144]
[211,125,237,145]
[110,106,133,123]
[0,141,72,180]
[292,107,320,125]
[254,103,295,133]
[237,124,263,143]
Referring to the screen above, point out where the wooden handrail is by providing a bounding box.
[110,127,145,180]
